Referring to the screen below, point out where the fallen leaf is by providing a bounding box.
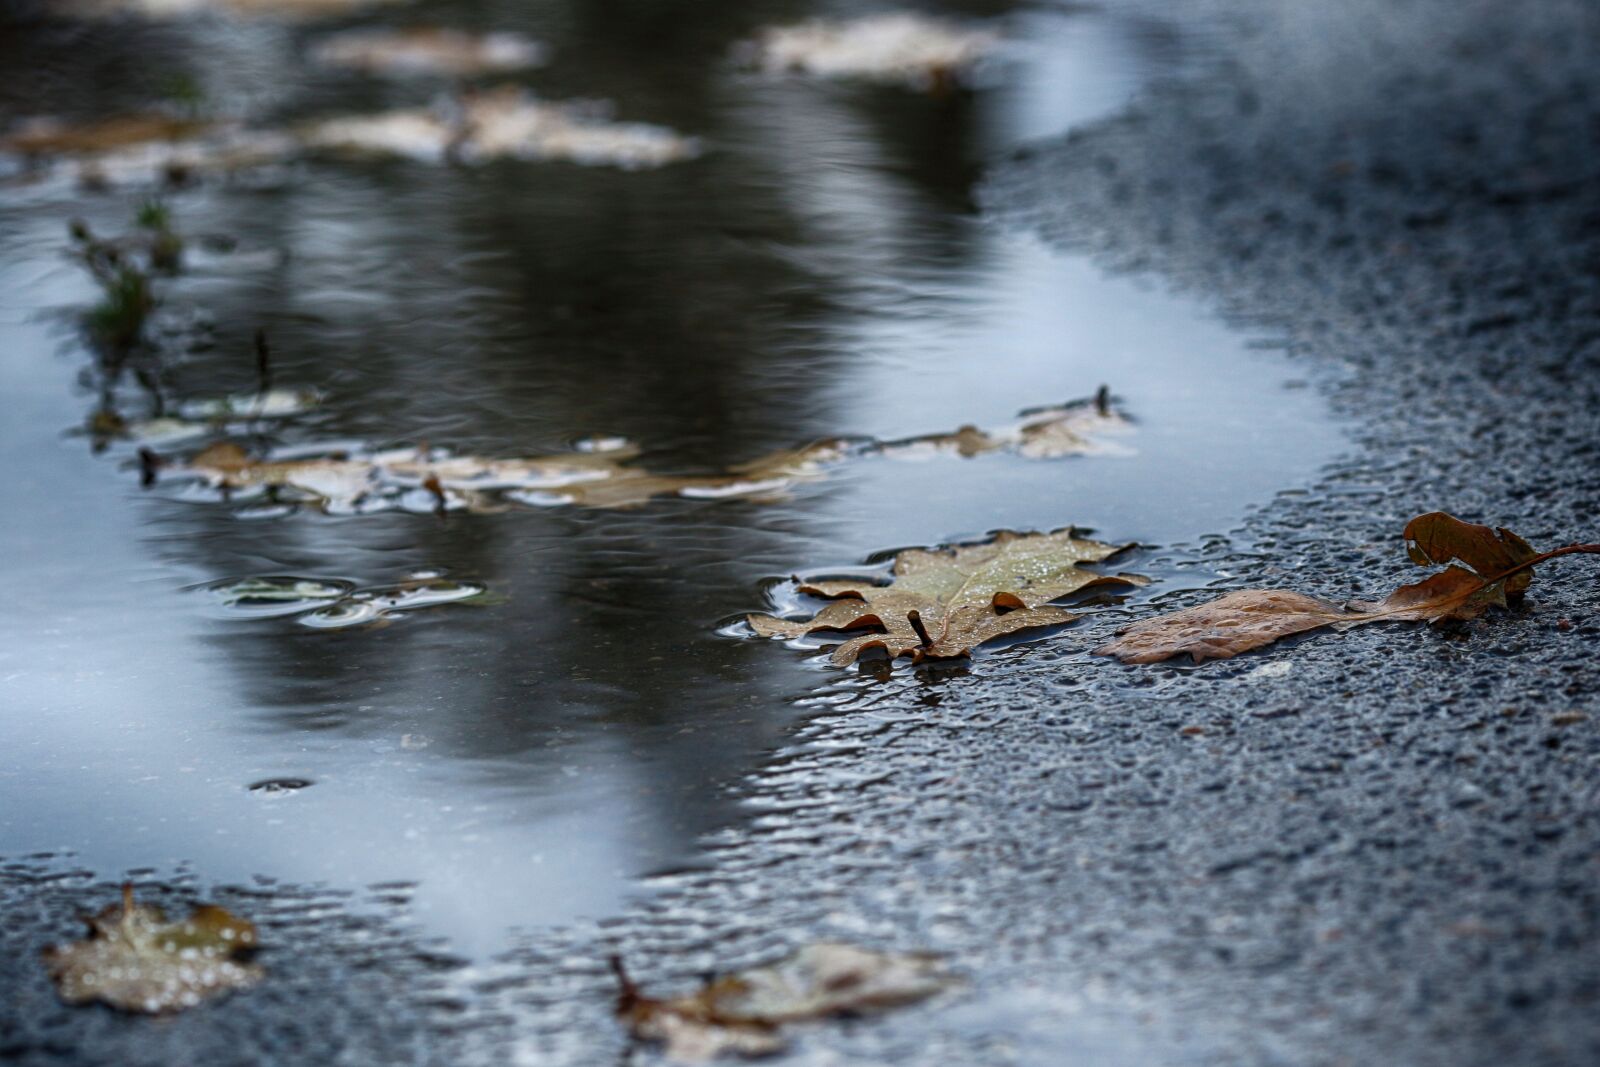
[302,87,700,169]
[1,114,210,157]
[614,943,953,1062]
[880,393,1133,461]
[62,0,408,23]
[2,114,297,186]
[750,528,1147,665]
[1402,511,1538,597]
[176,441,379,512]
[178,387,321,420]
[310,28,546,77]
[43,884,262,1014]
[744,13,999,88]
[1097,513,1600,663]
[145,389,1128,515]
[296,574,487,629]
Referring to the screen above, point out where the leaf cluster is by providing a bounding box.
[144,391,1129,515]
[1097,513,1597,664]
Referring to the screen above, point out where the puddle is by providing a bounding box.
[0,2,1342,957]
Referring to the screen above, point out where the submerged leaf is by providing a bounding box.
[750,528,1146,665]
[1097,513,1600,664]
[745,13,999,88]
[614,943,953,1062]
[43,885,261,1014]
[310,28,546,77]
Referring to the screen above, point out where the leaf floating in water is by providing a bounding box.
[43,885,262,1014]
[61,0,409,23]
[196,572,485,628]
[1096,512,1600,664]
[144,390,1130,515]
[178,387,321,421]
[744,13,1000,89]
[301,87,699,170]
[614,943,955,1062]
[1,112,301,185]
[201,576,355,619]
[750,529,1147,666]
[174,442,380,512]
[880,393,1133,462]
[2,114,210,157]
[310,28,546,77]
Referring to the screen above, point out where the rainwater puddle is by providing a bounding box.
[0,2,1341,955]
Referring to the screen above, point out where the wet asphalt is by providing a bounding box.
[5,0,1600,1063]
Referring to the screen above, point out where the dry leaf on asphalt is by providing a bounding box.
[43,885,262,1013]
[613,943,954,1062]
[750,528,1147,665]
[1096,512,1600,663]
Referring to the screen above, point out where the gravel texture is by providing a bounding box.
[6,0,1600,1063]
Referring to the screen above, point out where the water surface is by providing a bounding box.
[0,0,1341,954]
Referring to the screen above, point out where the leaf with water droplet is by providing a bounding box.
[43,885,262,1014]
[614,943,955,1062]
[750,528,1147,666]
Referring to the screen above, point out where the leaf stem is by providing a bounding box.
[1350,543,1600,623]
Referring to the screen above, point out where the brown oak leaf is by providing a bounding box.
[751,528,1146,665]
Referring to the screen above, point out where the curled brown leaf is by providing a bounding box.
[1097,514,1600,664]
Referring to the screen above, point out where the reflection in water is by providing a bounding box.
[0,1,1342,953]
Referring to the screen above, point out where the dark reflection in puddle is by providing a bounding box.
[0,2,1341,954]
